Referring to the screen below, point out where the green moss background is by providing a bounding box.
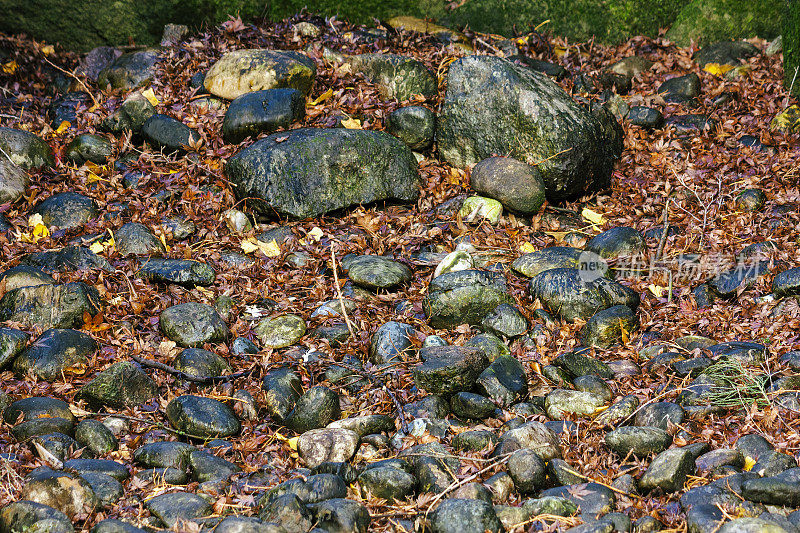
[784,0,800,95]
[0,0,785,51]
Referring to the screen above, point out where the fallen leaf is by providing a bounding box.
[703,62,735,76]
[141,87,159,106]
[309,88,333,106]
[581,207,606,226]
[2,61,17,74]
[341,117,362,129]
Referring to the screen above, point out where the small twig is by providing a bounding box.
[656,199,670,261]
[425,454,511,516]
[79,411,212,440]
[555,464,640,499]
[475,36,502,54]
[130,353,258,384]
[42,57,100,107]
[333,361,409,434]
[330,244,355,338]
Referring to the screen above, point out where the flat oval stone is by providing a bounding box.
[166,395,240,438]
[342,255,412,290]
[254,314,306,349]
[160,302,229,347]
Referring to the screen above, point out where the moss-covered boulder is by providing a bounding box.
[666,0,782,46]
[437,56,622,201]
[347,53,437,101]
[225,128,420,219]
[0,282,102,330]
[423,270,513,329]
[78,361,159,408]
[0,128,54,169]
[204,49,316,100]
[97,50,159,89]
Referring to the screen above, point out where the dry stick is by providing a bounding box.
[42,57,99,107]
[81,411,212,440]
[656,199,670,261]
[330,244,355,338]
[424,455,511,517]
[556,464,639,499]
[130,353,258,384]
[334,360,409,434]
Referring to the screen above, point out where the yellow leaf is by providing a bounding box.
[141,88,159,106]
[40,45,55,56]
[2,61,17,74]
[743,456,757,471]
[159,233,170,252]
[55,121,71,134]
[259,239,281,257]
[341,117,362,129]
[309,88,333,106]
[648,284,667,298]
[308,227,323,241]
[32,224,49,241]
[703,62,734,76]
[286,437,299,451]
[240,238,260,254]
[581,207,606,226]
[543,230,568,241]
[519,242,536,254]
[86,172,108,184]
[28,213,45,227]
[553,47,567,59]
[89,241,105,254]
[241,237,281,257]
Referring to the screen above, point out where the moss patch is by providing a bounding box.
[665,0,782,46]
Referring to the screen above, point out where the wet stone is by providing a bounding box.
[385,105,435,150]
[475,355,528,407]
[639,447,695,492]
[296,428,359,468]
[254,314,306,349]
[75,420,118,456]
[605,426,673,457]
[634,402,685,431]
[545,389,605,419]
[540,483,615,516]
[368,321,415,364]
[78,361,158,409]
[284,386,340,433]
[79,472,123,507]
[429,498,502,533]
[413,345,490,395]
[172,348,231,379]
[13,328,97,381]
[144,491,212,528]
[32,192,98,229]
[0,501,74,533]
[114,223,165,256]
[166,395,240,438]
[357,466,416,502]
[449,392,497,419]
[480,303,528,338]
[160,303,229,347]
[341,255,412,290]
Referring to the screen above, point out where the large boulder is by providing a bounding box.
[0,128,54,169]
[437,55,622,201]
[0,282,102,329]
[204,49,316,100]
[225,128,420,219]
[347,53,437,101]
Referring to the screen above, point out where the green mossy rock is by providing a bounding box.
[437,55,622,201]
[204,49,316,100]
[423,270,513,329]
[347,53,437,101]
[226,128,420,219]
